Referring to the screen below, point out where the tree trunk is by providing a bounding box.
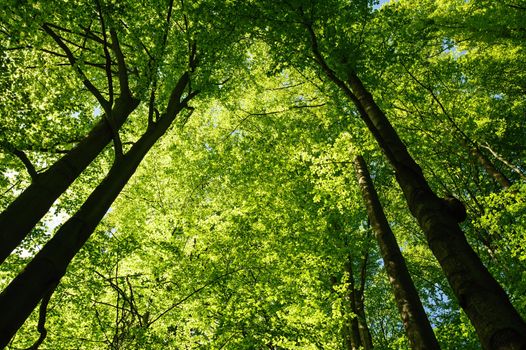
[460,138,512,189]
[353,154,441,350]
[0,92,189,346]
[344,259,364,350]
[355,246,373,350]
[0,95,140,264]
[355,298,373,350]
[344,72,526,350]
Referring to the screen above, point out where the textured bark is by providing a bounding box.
[354,154,440,350]
[0,95,139,264]
[344,72,526,350]
[0,86,190,346]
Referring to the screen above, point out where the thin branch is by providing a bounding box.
[94,0,114,108]
[1,142,39,181]
[148,268,244,326]
[25,282,58,350]
[33,48,110,70]
[109,29,132,98]
[42,23,109,109]
[45,22,105,45]
[481,143,526,180]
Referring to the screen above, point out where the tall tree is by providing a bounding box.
[0,1,141,262]
[0,0,245,344]
[353,154,440,350]
[245,0,526,348]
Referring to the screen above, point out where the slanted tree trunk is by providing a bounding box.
[305,21,526,349]
[345,252,373,350]
[0,20,141,265]
[354,154,440,350]
[345,73,526,350]
[339,245,373,350]
[0,97,139,264]
[461,139,512,190]
[355,246,373,350]
[0,73,194,347]
[343,258,364,350]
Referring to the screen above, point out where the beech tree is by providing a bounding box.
[1,0,525,349]
[353,154,440,350]
[239,0,526,348]
[0,0,245,346]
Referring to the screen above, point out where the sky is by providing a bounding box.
[374,0,390,10]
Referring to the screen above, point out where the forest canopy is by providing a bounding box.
[1,0,525,349]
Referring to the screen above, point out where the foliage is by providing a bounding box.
[1,0,525,349]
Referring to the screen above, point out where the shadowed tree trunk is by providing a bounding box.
[468,143,512,189]
[345,251,373,350]
[304,20,526,350]
[0,20,141,264]
[0,71,194,347]
[0,97,139,264]
[354,154,441,350]
[355,247,373,350]
[344,258,363,350]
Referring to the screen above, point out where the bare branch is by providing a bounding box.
[148,268,244,327]
[94,0,114,109]
[481,143,526,180]
[45,22,105,45]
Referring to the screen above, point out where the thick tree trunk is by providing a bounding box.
[0,95,139,264]
[344,72,526,350]
[0,95,188,347]
[353,154,440,350]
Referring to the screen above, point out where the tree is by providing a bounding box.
[245,0,526,348]
[353,154,440,350]
[1,0,525,348]
[0,0,140,263]
[0,0,245,345]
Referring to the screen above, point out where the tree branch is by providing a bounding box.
[109,29,132,98]
[42,23,109,109]
[1,142,39,181]
[25,282,58,350]
[95,0,114,109]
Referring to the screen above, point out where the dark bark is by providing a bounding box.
[355,247,373,350]
[345,253,374,350]
[306,19,526,347]
[344,259,363,350]
[354,154,441,350]
[463,140,512,189]
[0,95,139,264]
[0,75,192,346]
[344,72,526,350]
